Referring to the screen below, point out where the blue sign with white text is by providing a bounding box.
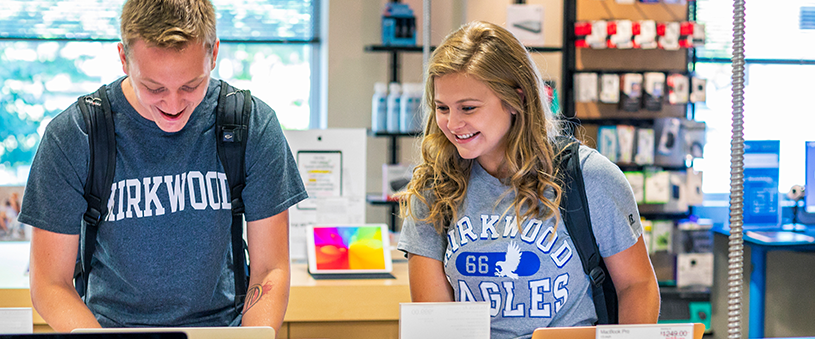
[743,140,781,228]
[806,141,815,213]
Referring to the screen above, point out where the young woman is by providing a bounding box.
[397,21,660,338]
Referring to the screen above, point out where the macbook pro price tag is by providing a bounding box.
[596,323,693,339]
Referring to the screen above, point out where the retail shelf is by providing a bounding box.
[365,44,563,53]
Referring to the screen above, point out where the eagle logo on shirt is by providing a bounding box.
[495,241,521,279]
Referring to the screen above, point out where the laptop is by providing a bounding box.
[306,224,395,279]
[1,334,185,339]
[72,326,274,339]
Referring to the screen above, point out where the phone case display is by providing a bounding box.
[685,169,704,206]
[575,20,704,50]
[599,73,621,103]
[675,218,714,288]
[650,219,674,252]
[582,71,705,112]
[667,73,689,104]
[619,73,643,112]
[690,77,707,103]
[597,126,619,163]
[574,20,608,48]
[657,22,680,50]
[617,125,636,164]
[643,72,666,111]
[635,128,656,165]
[682,119,706,160]
[633,20,658,49]
[679,22,706,48]
[574,72,599,102]
[570,0,711,313]
[654,117,684,167]
[624,171,645,203]
[607,20,634,49]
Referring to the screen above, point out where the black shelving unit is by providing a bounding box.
[365,130,420,231]
[562,0,711,329]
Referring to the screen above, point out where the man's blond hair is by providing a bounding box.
[120,0,216,55]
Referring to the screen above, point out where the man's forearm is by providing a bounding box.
[240,267,291,331]
[31,282,101,332]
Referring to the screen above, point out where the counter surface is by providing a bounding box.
[0,262,411,328]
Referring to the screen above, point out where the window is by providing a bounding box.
[0,0,319,185]
[692,0,815,194]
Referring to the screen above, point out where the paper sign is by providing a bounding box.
[596,323,693,339]
[400,302,490,339]
[0,307,33,334]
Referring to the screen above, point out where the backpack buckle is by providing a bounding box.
[221,125,245,143]
[83,208,102,226]
[231,198,245,215]
[589,267,606,286]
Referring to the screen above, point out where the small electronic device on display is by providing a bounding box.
[306,224,394,279]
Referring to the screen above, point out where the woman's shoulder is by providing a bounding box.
[572,144,631,189]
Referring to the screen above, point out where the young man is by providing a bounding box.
[19,0,307,332]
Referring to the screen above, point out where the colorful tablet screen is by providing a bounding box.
[312,226,386,270]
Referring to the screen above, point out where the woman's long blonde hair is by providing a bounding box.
[399,21,565,234]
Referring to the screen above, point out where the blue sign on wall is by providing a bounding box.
[742,140,781,228]
[806,141,815,213]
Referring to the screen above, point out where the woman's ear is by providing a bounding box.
[516,87,525,107]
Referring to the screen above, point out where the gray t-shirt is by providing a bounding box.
[398,146,642,339]
[19,77,307,327]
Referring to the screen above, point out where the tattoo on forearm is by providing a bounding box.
[242,282,273,315]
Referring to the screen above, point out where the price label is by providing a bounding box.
[596,323,693,339]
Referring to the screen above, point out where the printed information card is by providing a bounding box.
[400,302,490,339]
[596,323,694,339]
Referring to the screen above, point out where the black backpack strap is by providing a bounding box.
[75,85,116,299]
[554,136,618,324]
[215,80,252,313]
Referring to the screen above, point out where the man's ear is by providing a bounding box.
[117,42,129,75]
[211,39,220,69]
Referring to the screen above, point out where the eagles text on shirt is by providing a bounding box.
[444,214,574,318]
[104,171,231,221]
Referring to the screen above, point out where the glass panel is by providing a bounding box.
[0,0,315,41]
[0,40,311,185]
[692,62,815,193]
[215,42,312,130]
[696,0,815,60]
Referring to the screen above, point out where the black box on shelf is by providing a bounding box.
[643,72,666,111]
[620,73,643,112]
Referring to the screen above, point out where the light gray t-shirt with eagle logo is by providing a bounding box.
[398,146,642,339]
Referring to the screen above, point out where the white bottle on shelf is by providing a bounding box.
[386,82,402,133]
[371,82,388,133]
[399,83,423,133]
